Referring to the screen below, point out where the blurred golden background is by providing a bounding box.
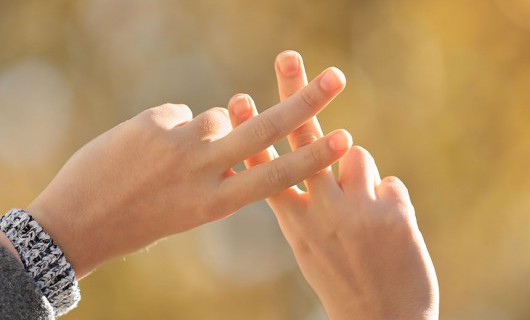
[1,0,530,319]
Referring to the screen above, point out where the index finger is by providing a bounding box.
[214,67,346,167]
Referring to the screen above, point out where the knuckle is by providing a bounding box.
[176,103,191,112]
[151,103,181,117]
[198,110,216,128]
[344,200,417,241]
[266,162,291,187]
[197,108,229,135]
[376,201,416,235]
[140,103,192,130]
[138,108,167,133]
[381,176,410,200]
[299,87,317,110]
[305,145,326,168]
[352,146,375,163]
[167,103,192,116]
[382,175,404,187]
[208,107,229,117]
[294,129,318,148]
[159,102,176,110]
[253,115,279,145]
[140,107,159,121]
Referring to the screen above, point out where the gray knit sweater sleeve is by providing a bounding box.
[0,246,54,320]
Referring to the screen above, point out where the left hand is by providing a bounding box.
[25,62,350,279]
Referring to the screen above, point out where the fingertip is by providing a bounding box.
[278,49,302,58]
[328,129,353,153]
[228,93,247,108]
[276,50,302,77]
[228,94,252,119]
[319,67,346,93]
[245,94,257,109]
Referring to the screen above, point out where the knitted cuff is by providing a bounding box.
[0,209,80,316]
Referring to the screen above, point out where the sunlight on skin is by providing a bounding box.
[227,51,439,320]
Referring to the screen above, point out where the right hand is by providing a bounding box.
[26,65,350,279]
[228,51,439,320]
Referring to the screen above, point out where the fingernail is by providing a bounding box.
[319,67,346,92]
[328,130,352,152]
[232,95,250,118]
[277,51,300,77]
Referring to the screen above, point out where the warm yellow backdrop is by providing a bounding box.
[1,1,530,319]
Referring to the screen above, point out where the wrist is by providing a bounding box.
[0,209,81,315]
[26,195,150,279]
[26,200,99,279]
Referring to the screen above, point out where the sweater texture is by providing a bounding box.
[0,246,54,319]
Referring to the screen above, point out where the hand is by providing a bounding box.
[228,51,439,320]
[25,65,350,279]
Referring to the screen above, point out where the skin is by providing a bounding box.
[0,51,439,319]
[1,63,351,279]
[227,51,440,320]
